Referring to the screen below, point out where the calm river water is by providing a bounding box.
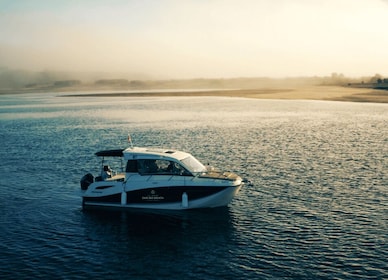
[0,92,387,279]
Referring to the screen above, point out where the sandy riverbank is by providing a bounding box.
[66,86,388,103]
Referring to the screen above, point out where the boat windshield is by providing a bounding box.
[181,155,207,173]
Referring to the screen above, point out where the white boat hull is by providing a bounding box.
[83,184,242,210]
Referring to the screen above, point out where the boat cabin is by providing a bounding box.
[95,147,207,181]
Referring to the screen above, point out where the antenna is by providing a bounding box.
[127,133,133,148]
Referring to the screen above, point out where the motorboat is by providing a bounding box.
[80,146,244,210]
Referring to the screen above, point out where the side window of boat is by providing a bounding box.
[136,159,191,176]
[157,160,192,175]
[166,161,192,176]
[126,160,138,173]
[137,159,173,175]
[137,159,158,175]
[155,160,170,173]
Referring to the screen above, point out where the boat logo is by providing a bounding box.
[142,189,165,201]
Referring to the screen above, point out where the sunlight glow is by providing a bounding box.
[1,0,388,78]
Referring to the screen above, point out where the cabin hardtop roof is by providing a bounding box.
[95,149,124,157]
[123,147,191,161]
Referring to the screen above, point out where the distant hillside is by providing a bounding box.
[1,67,387,94]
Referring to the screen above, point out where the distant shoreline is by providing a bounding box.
[1,85,387,103]
[62,86,388,103]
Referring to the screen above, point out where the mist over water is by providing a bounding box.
[0,93,387,279]
[2,1,388,79]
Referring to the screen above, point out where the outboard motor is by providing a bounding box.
[80,173,94,190]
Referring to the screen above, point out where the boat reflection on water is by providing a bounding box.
[82,206,236,237]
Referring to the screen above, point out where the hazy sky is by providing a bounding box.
[1,0,388,79]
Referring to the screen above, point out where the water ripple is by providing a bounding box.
[0,96,387,279]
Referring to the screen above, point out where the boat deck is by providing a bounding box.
[106,173,125,181]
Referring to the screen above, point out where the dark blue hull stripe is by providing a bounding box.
[83,186,227,204]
